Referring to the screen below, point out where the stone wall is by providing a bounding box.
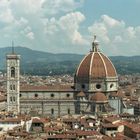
[20,91,75,117]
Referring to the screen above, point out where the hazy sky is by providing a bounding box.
[0,0,140,56]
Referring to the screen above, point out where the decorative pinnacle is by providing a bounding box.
[92,35,99,52]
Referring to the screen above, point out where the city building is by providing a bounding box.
[6,36,121,117]
[6,50,20,113]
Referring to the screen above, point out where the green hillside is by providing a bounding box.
[0,47,140,75]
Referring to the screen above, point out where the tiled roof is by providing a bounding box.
[104,116,120,123]
[76,51,117,83]
[132,127,140,134]
[77,91,86,97]
[90,92,108,103]
[20,85,74,92]
[102,123,118,128]
[46,134,76,139]
[110,90,126,98]
[32,117,49,123]
[75,129,101,136]
[124,122,140,134]
[0,95,6,102]
[0,118,21,123]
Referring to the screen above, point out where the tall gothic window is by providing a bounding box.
[68,108,70,114]
[11,67,15,78]
[10,97,12,102]
[51,108,54,115]
[13,85,15,90]
[13,96,16,102]
[10,85,13,90]
[10,84,15,90]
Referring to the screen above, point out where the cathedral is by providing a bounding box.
[6,37,120,117]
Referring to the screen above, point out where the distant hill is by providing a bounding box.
[0,47,83,75]
[110,55,140,75]
[0,46,83,66]
[0,46,140,75]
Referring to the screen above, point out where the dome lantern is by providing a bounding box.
[92,35,99,52]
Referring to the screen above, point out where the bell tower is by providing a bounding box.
[6,44,20,114]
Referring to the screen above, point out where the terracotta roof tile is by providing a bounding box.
[101,53,117,77]
[76,52,92,83]
[75,129,101,136]
[90,92,108,103]
[91,53,106,78]
[20,85,74,92]
[102,123,118,128]
[104,116,120,123]
[46,134,76,139]
[0,95,6,102]
[77,91,86,97]
[0,118,21,123]
[76,51,117,84]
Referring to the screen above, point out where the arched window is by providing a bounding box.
[110,84,114,88]
[68,108,70,114]
[10,85,13,90]
[99,105,102,111]
[13,85,15,90]
[10,84,16,90]
[13,96,15,102]
[10,97,12,102]
[11,67,15,78]
[51,108,54,115]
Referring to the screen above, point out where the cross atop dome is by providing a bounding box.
[92,35,99,52]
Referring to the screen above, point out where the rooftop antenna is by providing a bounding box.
[12,40,14,54]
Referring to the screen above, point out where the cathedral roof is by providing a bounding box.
[110,90,126,98]
[20,85,74,92]
[77,91,86,97]
[75,36,117,83]
[0,95,6,102]
[90,92,108,103]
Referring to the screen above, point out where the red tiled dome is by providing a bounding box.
[90,92,108,103]
[75,39,117,83]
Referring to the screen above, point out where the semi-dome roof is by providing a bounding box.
[75,36,117,83]
[77,91,86,97]
[90,92,108,103]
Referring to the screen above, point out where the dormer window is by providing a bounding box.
[11,67,15,78]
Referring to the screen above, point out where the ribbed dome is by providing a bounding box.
[90,92,108,103]
[75,38,117,83]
